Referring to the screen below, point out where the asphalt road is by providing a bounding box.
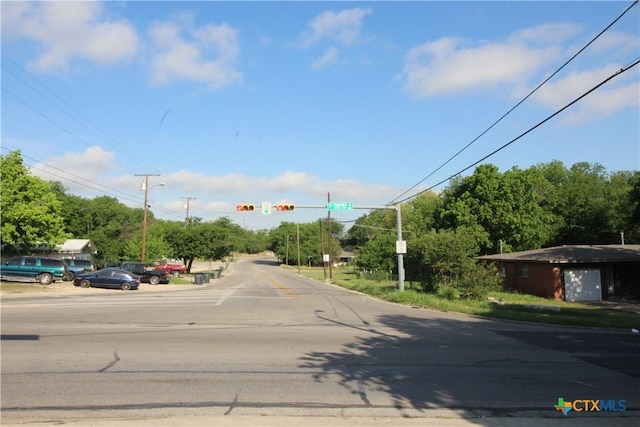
[1,256,638,426]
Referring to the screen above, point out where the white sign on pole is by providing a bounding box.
[396,240,407,254]
[323,254,330,263]
[261,202,272,215]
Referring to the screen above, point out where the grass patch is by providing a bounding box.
[292,266,639,329]
[1,281,53,294]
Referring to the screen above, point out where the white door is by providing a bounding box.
[564,268,602,301]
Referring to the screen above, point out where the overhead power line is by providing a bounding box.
[393,58,640,205]
[0,51,157,176]
[387,0,639,206]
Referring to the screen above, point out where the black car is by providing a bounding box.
[119,262,170,285]
[73,268,140,291]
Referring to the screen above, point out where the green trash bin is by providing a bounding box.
[193,273,204,285]
[203,273,211,283]
[212,270,220,279]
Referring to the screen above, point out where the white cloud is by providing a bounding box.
[300,7,372,48]
[1,1,139,72]
[533,66,640,125]
[398,22,639,125]
[508,22,582,46]
[149,21,242,89]
[310,47,340,69]
[401,36,559,97]
[30,146,117,194]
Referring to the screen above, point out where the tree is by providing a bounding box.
[0,150,69,251]
[163,219,237,272]
[407,227,501,299]
[540,162,633,245]
[268,220,343,266]
[439,164,558,253]
[628,171,640,242]
[404,191,440,236]
[342,209,395,249]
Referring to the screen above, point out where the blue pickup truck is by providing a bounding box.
[1,256,69,285]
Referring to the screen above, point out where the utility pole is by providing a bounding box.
[183,197,196,226]
[296,223,301,274]
[396,203,405,292]
[327,192,333,281]
[319,219,327,280]
[135,173,162,263]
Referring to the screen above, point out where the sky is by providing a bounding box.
[1,1,639,231]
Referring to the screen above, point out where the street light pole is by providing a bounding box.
[136,174,162,263]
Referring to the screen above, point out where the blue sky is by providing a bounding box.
[2,1,639,230]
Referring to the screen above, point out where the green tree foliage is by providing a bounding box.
[161,218,237,272]
[540,162,634,245]
[355,232,397,274]
[403,191,440,236]
[0,151,69,251]
[342,209,395,249]
[628,171,640,242]
[406,227,500,299]
[51,186,142,265]
[268,220,343,266]
[439,164,559,253]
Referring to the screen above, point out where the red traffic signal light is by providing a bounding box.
[276,204,295,211]
[236,204,255,211]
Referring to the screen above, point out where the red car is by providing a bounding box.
[154,260,187,275]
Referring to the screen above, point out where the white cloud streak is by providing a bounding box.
[148,20,242,89]
[300,7,372,48]
[399,22,639,124]
[298,7,372,69]
[1,1,139,72]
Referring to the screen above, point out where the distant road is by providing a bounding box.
[1,256,637,426]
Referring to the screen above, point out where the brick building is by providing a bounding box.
[478,245,640,302]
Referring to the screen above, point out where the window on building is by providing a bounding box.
[516,264,529,278]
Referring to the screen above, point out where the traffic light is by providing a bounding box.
[276,204,295,211]
[236,204,255,211]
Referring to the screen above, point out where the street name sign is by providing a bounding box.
[326,202,353,211]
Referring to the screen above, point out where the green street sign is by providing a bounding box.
[326,202,353,211]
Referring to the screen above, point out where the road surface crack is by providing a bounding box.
[98,351,120,372]
[224,388,241,415]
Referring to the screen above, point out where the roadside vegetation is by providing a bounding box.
[291,266,640,330]
[1,150,638,321]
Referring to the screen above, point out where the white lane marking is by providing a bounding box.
[216,283,245,306]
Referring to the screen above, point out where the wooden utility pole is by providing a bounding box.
[296,223,301,273]
[183,197,196,226]
[135,174,162,263]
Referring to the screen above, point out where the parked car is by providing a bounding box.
[154,259,187,275]
[62,258,98,281]
[119,262,170,285]
[73,268,140,291]
[1,256,69,285]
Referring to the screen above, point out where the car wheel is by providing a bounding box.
[149,275,160,285]
[80,279,91,288]
[37,273,53,285]
[121,283,131,291]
